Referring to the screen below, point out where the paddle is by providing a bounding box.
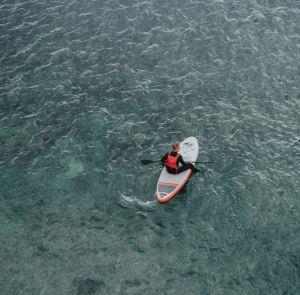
[140,159,214,165]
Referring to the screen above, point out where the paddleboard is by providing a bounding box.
[156,137,199,203]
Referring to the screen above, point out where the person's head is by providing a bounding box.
[172,143,180,152]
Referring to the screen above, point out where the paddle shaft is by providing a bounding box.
[140,159,213,165]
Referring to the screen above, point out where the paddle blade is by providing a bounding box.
[140,159,154,165]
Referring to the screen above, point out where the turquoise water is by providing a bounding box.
[0,0,299,294]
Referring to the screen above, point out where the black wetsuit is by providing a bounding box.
[161,151,199,174]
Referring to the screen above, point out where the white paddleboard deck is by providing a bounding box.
[156,137,199,203]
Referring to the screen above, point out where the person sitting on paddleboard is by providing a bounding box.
[161,143,200,174]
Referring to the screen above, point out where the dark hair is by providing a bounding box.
[172,143,180,150]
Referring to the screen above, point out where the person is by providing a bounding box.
[160,143,200,174]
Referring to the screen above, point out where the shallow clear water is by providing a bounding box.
[0,0,299,294]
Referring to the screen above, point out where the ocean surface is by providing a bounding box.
[0,0,299,294]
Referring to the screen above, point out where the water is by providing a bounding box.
[0,0,299,294]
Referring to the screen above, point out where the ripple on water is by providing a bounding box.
[0,0,299,294]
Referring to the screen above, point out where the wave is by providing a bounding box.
[119,194,158,210]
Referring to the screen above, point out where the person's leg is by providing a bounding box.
[177,163,200,174]
[176,165,190,174]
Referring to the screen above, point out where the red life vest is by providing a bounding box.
[166,152,179,169]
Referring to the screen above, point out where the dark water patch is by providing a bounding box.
[73,278,105,295]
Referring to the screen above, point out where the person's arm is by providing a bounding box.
[161,152,168,164]
[178,155,188,166]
